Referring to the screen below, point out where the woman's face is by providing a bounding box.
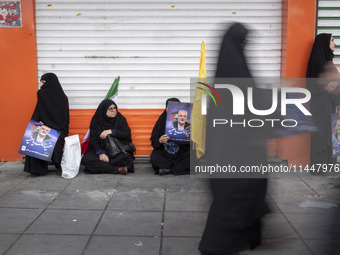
[330,36,336,52]
[106,104,117,118]
[39,80,46,88]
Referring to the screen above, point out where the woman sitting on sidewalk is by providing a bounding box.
[82,99,134,175]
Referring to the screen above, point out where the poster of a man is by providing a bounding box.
[19,120,60,161]
[331,113,340,157]
[165,101,192,143]
[32,125,52,145]
[335,120,340,142]
[172,109,191,131]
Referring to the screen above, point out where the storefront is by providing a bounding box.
[1,0,317,164]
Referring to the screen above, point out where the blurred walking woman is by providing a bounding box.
[306,33,339,166]
[24,73,69,176]
[82,99,134,175]
[199,23,268,255]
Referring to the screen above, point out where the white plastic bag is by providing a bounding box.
[61,134,81,179]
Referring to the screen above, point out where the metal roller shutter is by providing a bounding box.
[35,0,282,109]
[317,0,340,69]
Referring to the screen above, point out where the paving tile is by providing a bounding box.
[304,239,340,255]
[163,212,207,237]
[284,213,332,239]
[107,187,165,211]
[165,191,212,212]
[0,208,43,234]
[26,209,102,235]
[240,239,312,255]
[6,234,89,255]
[0,234,19,254]
[67,174,120,190]
[0,190,58,208]
[85,236,160,255]
[0,175,26,192]
[162,237,201,255]
[95,211,162,236]
[261,214,298,239]
[49,188,112,210]
[14,174,71,191]
[269,193,332,214]
[118,176,166,189]
[166,177,211,193]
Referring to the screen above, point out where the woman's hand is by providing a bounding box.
[99,154,109,163]
[325,81,339,93]
[159,134,170,144]
[100,129,112,139]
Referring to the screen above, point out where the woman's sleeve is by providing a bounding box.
[150,122,163,150]
[31,104,40,122]
[112,117,131,141]
[89,127,104,153]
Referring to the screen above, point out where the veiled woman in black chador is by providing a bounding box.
[306,33,340,167]
[199,23,268,255]
[82,99,134,175]
[24,73,69,176]
[150,98,190,175]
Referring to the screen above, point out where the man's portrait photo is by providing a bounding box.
[172,109,191,131]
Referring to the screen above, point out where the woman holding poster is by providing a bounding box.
[306,33,340,167]
[24,73,69,176]
[150,98,190,175]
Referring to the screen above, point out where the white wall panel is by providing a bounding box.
[318,0,340,68]
[35,0,282,109]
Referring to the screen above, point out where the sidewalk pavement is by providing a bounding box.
[0,160,339,255]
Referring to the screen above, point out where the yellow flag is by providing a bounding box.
[190,41,206,159]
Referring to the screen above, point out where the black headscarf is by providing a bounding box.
[31,73,69,132]
[306,33,334,78]
[89,99,131,151]
[150,98,180,149]
[215,22,251,78]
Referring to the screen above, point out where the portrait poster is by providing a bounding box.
[331,113,340,158]
[0,1,22,27]
[19,120,61,161]
[269,92,317,138]
[165,101,192,143]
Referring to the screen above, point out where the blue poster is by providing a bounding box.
[19,120,60,161]
[270,92,317,138]
[331,113,340,158]
[165,101,192,143]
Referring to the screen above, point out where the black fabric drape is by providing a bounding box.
[24,73,69,175]
[199,23,268,254]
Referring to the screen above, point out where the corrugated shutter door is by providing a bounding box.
[318,0,340,69]
[35,0,282,109]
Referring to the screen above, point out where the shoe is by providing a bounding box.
[29,173,40,177]
[159,168,170,175]
[117,166,127,175]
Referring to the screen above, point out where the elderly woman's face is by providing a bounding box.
[106,104,117,118]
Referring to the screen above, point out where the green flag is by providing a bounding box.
[105,76,120,102]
